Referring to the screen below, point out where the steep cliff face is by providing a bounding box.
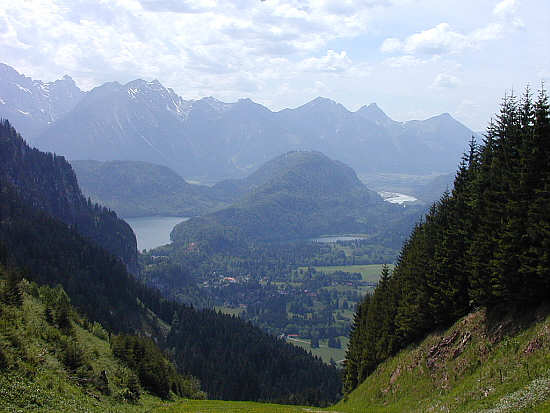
[0,119,137,271]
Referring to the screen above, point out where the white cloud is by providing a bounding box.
[431,73,460,89]
[137,0,216,14]
[381,23,473,56]
[492,0,524,29]
[299,50,352,72]
[384,55,423,68]
[380,3,528,59]
[493,0,517,17]
[380,38,402,53]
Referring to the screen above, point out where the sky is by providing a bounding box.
[0,0,548,130]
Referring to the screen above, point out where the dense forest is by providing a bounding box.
[0,119,138,270]
[344,86,550,392]
[0,120,342,405]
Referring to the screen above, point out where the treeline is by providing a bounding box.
[344,87,550,392]
[111,335,204,400]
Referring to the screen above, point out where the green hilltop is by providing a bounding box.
[171,151,418,247]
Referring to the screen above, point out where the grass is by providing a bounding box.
[0,278,186,413]
[330,303,550,413]
[151,399,329,412]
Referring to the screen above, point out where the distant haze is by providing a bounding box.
[1,63,474,182]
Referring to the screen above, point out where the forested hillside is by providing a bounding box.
[172,151,419,247]
[71,160,226,218]
[0,119,138,270]
[0,270,204,412]
[344,87,550,392]
[0,121,342,405]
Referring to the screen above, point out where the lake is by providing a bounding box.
[124,216,189,251]
[378,191,418,204]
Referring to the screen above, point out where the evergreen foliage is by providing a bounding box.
[111,334,203,400]
[167,306,341,405]
[343,86,550,392]
[0,119,138,270]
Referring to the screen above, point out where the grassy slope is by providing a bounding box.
[331,303,550,413]
[0,279,185,412]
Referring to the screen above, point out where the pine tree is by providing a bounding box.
[3,268,23,306]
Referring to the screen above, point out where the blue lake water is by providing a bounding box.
[124,216,189,251]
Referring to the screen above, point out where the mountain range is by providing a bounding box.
[0,63,474,181]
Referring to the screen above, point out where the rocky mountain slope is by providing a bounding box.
[0,63,473,181]
[0,63,83,139]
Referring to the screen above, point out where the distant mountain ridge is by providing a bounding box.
[71,160,227,217]
[0,63,83,139]
[0,63,474,181]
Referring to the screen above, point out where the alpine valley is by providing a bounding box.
[1,57,550,413]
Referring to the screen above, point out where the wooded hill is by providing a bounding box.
[344,86,550,393]
[0,120,341,405]
[171,151,420,249]
[71,160,227,218]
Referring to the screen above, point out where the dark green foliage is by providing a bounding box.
[62,339,86,372]
[0,347,8,370]
[125,373,141,403]
[343,86,550,393]
[0,119,137,271]
[111,334,196,400]
[95,370,111,395]
[167,306,341,406]
[2,268,23,306]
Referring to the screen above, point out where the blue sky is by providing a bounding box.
[1,0,548,130]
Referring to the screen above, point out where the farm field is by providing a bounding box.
[286,336,350,365]
[306,264,394,283]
